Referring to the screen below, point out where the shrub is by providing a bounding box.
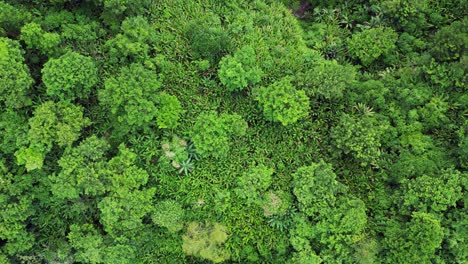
[235,164,274,205]
[296,59,356,99]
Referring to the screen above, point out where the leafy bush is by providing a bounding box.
[402,169,464,212]
[383,212,444,263]
[49,135,109,199]
[254,77,310,126]
[191,111,247,159]
[0,2,31,36]
[347,26,397,65]
[218,45,263,92]
[155,92,184,129]
[430,18,468,62]
[42,51,98,100]
[68,224,103,264]
[104,16,158,65]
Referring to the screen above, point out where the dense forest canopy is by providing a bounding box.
[0,0,466,263]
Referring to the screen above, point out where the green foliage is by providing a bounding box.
[0,162,34,256]
[98,0,150,29]
[0,37,33,109]
[218,45,263,92]
[291,249,322,264]
[331,114,385,166]
[312,197,367,261]
[182,222,230,263]
[100,63,160,128]
[347,26,397,65]
[42,51,98,100]
[98,187,155,237]
[14,144,46,172]
[0,1,465,263]
[235,164,273,205]
[20,22,61,56]
[28,101,90,148]
[292,161,346,216]
[383,212,444,263]
[296,59,356,99]
[419,96,450,130]
[254,77,310,126]
[186,16,231,63]
[191,111,247,159]
[152,200,185,233]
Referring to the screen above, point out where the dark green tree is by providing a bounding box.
[191,111,247,159]
[0,37,33,109]
[42,51,98,100]
[254,77,310,126]
[331,114,385,166]
[218,45,263,92]
[383,212,444,263]
[347,26,397,65]
[15,101,90,171]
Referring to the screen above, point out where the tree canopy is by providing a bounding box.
[0,0,465,263]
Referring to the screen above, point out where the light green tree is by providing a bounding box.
[182,222,230,263]
[235,164,274,205]
[292,161,347,216]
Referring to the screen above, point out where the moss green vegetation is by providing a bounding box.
[0,0,466,263]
